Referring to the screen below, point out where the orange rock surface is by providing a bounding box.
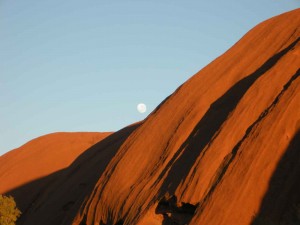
[0,132,110,194]
[1,9,299,225]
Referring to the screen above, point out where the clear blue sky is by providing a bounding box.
[0,1,299,155]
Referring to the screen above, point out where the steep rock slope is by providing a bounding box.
[1,9,299,225]
[72,9,300,225]
[13,124,140,225]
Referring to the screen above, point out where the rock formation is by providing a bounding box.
[1,8,299,225]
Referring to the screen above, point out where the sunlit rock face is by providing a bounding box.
[73,9,300,225]
[1,8,299,225]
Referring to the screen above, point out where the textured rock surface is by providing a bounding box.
[74,9,300,225]
[0,132,110,194]
[1,8,299,225]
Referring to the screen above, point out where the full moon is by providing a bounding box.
[137,103,147,113]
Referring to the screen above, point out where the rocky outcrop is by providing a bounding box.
[1,8,299,225]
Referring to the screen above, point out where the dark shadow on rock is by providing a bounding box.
[155,195,197,225]
[156,37,300,198]
[114,219,124,225]
[251,130,300,225]
[6,123,140,225]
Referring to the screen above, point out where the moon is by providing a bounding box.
[137,103,147,113]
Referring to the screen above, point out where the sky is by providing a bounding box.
[0,1,299,155]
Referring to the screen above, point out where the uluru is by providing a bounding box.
[1,7,300,225]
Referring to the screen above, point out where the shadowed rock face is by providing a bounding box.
[2,124,139,225]
[0,132,111,195]
[1,8,300,225]
[0,132,112,218]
